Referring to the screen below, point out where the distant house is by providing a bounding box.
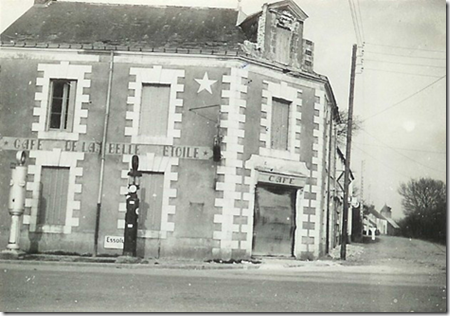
[362,216,378,240]
[364,204,400,237]
[379,205,400,236]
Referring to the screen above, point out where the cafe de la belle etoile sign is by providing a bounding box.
[0,136,213,160]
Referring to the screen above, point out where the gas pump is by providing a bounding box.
[123,155,142,257]
[3,151,27,256]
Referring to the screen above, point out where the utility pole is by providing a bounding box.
[341,44,358,260]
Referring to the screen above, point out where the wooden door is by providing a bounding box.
[38,167,70,226]
[138,172,164,231]
[252,184,296,256]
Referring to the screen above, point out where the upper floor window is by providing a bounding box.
[48,79,77,131]
[275,27,291,64]
[271,97,291,150]
[139,84,171,137]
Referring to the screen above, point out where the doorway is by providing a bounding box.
[136,172,164,258]
[138,172,164,231]
[252,183,297,257]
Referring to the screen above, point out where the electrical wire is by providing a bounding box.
[348,0,363,45]
[364,67,443,78]
[353,144,411,178]
[353,141,446,154]
[361,75,445,122]
[360,129,444,174]
[355,0,365,41]
[365,58,445,69]
[364,50,446,60]
[365,42,445,54]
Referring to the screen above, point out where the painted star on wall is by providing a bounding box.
[195,72,217,94]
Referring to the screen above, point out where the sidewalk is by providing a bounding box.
[0,243,374,272]
[0,237,445,274]
[0,252,344,271]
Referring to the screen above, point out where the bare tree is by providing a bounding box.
[398,178,446,244]
[336,110,361,145]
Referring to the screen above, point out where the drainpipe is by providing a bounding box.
[332,125,338,248]
[325,108,333,254]
[93,51,114,257]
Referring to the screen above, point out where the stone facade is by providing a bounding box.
[0,0,342,260]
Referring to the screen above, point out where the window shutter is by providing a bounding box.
[139,84,171,137]
[271,97,290,150]
[275,27,291,64]
[66,81,77,131]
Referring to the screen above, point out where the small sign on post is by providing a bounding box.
[104,236,124,249]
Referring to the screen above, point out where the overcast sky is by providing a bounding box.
[1,0,446,219]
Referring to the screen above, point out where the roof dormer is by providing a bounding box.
[239,0,314,72]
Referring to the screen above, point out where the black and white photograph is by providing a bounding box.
[0,0,446,312]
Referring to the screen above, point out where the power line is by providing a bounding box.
[348,0,363,45]
[364,67,443,78]
[355,0,365,41]
[349,0,365,43]
[360,129,444,174]
[347,0,366,74]
[353,141,446,154]
[365,42,445,54]
[361,75,446,122]
[364,50,446,60]
[353,144,410,178]
[365,58,445,69]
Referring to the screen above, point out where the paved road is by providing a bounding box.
[0,261,446,312]
[340,236,447,272]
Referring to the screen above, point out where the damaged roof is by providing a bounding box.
[0,1,247,50]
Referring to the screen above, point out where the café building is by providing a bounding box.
[0,0,342,260]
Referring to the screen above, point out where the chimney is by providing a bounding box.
[236,0,248,26]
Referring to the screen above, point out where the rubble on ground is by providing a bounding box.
[329,244,365,260]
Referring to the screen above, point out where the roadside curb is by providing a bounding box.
[0,258,261,270]
[0,257,345,271]
[0,258,444,275]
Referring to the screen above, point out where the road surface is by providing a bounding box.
[0,236,446,312]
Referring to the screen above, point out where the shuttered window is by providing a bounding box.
[48,80,76,131]
[271,97,290,150]
[38,167,70,226]
[139,84,171,137]
[138,173,164,231]
[275,27,291,64]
